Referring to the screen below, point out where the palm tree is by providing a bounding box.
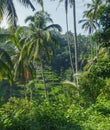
[58,0,75,74]
[25,11,62,61]
[0,0,44,27]
[0,27,36,83]
[79,18,99,34]
[79,17,99,58]
[66,0,78,85]
[25,11,62,98]
[71,0,78,86]
[60,0,78,70]
[55,0,78,85]
[82,0,103,33]
[63,0,74,79]
[78,0,106,72]
[79,18,99,70]
[0,27,36,99]
[85,0,102,19]
[79,0,102,61]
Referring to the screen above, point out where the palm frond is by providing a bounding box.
[0,48,13,69]
[18,0,35,11]
[0,58,13,84]
[6,0,18,27]
[62,80,77,89]
[25,16,34,23]
[44,24,62,32]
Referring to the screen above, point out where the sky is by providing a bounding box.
[0,0,91,35]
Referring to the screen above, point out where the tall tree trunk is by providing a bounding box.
[65,9,74,79]
[72,0,78,74]
[72,0,78,85]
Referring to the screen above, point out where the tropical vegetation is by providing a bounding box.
[0,0,110,129]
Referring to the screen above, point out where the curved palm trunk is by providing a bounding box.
[65,9,74,79]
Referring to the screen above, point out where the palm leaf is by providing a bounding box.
[25,16,34,23]
[18,0,35,11]
[62,80,77,89]
[0,59,13,84]
[44,24,62,32]
[0,48,13,69]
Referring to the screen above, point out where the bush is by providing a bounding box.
[79,72,105,105]
[0,97,82,130]
[32,100,82,130]
[0,97,32,130]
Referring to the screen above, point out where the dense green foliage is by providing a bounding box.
[0,0,110,129]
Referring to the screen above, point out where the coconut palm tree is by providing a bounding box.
[71,0,77,72]
[78,0,107,72]
[25,11,62,98]
[79,18,99,34]
[56,0,78,84]
[62,0,74,79]
[85,0,103,19]
[25,11,62,61]
[0,27,36,99]
[79,18,99,70]
[0,0,44,27]
[79,0,103,62]
[0,27,36,83]
[57,0,74,75]
[81,0,104,34]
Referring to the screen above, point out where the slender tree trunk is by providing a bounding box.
[41,64,48,99]
[65,10,74,78]
[72,0,78,86]
[72,0,78,74]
